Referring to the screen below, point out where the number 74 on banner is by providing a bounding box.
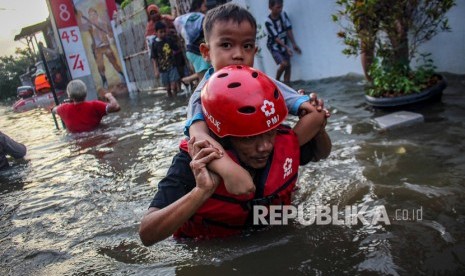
[59,26,91,78]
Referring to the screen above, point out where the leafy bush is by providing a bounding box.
[333,0,455,97]
[368,54,437,97]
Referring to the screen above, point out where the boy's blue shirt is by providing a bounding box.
[184,67,309,136]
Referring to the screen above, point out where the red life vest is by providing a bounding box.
[175,127,300,239]
[34,74,51,93]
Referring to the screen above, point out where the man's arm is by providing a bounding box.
[104,92,120,113]
[140,187,212,245]
[139,138,221,246]
[0,131,26,159]
[293,109,331,162]
[309,130,331,161]
[292,104,327,146]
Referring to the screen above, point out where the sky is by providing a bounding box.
[0,0,50,57]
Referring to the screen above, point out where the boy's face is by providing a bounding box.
[270,3,283,17]
[156,28,166,39]
[200,0,208,13]
[200,20,257,71]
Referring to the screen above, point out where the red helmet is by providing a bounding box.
[201,65,288,138]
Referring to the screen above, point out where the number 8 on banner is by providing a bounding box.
[51,0,91,78]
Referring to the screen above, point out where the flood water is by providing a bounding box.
[1,74,464,275]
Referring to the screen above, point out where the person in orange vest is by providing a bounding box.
[33,69,52,94]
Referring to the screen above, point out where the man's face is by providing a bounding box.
[150,10,161,21]
[200,20,257,71]
[230,129,277,169]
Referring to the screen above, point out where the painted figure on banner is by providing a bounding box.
[74,0,127,97]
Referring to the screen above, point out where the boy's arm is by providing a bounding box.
[189,122,255,195]
[287,29,301,54]
[273,79,310,115]
[153,59,160,78]
[186,72,254,195]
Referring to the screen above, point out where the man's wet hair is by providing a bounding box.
[203,3,257,42]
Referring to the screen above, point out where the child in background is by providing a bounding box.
[265,0,302,84]
[185,3,330,195]
[152,21,181,97]
[174,0,210,85]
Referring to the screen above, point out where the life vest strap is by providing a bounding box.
[210,172,298,211]
[201,218,245,229]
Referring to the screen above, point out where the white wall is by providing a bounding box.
[235,0,465,81]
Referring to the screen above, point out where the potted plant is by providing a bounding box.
[332,0,455,108]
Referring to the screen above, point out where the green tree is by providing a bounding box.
[0,48,36,101]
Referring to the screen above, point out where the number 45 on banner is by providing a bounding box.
[58,26,91,78]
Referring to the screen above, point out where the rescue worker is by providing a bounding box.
[139,65,331,245]
[33,69,51,94]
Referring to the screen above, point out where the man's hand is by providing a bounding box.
[188,137,222,193]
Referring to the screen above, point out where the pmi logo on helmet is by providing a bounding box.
[261,100,280,128]
[261,100,275,117]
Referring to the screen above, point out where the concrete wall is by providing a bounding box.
[235,0,465,81]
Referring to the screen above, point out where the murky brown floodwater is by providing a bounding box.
[1,74,464,275]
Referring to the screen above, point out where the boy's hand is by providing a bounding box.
[188,137,222,192]
[298,92,331,119]
[286,46,294,56]
[189,121,255,195]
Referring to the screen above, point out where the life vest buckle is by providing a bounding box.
[241,194,278,211]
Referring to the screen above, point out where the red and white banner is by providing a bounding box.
[50,0,91,78]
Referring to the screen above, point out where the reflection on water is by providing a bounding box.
[1,74,464,275]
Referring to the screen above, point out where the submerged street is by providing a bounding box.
[1,74,465,275]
